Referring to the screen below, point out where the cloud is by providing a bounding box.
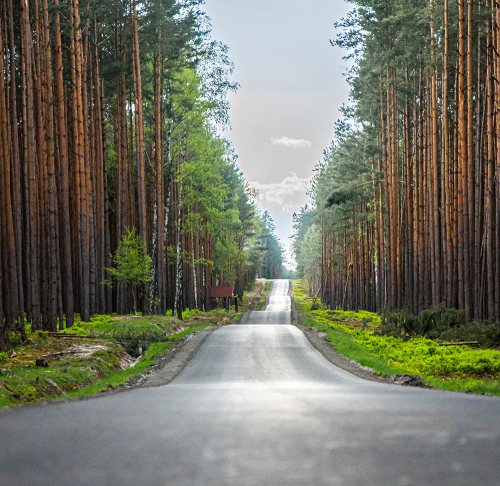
[250,173,313,214]
[270,136,312,149]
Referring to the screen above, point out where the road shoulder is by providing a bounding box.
[291,304,426,387]
[137,326,218,387]
[291,310,387,383]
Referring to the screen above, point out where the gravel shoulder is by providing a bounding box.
[137,327,218,387]
[291,309,388,383]
[289,285,425,387]
[287,280,383,383]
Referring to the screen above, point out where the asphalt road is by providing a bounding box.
[1,280,499,485]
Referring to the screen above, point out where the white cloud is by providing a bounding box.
[250,172,313,214]
[270,136,312,149]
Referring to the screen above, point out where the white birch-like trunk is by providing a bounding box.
[149,189,158,314]
[191,231,198,309]
[174,199,183,317]
[173,153,183,318]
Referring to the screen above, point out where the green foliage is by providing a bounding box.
[309,306,381,329]
[379,306,500,347]
[0,320,213,408]
[259,212,285,279]
[181,309,203,320]
[6,332,24,348]
[293,283,405,376]
[282,268,297,279]
[163,64,272,294]
[106,228,152,288]
[310,301,322,311]
[293,280,500,394]
[356,334,500,378]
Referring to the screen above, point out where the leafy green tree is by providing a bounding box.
[106,229,152,315]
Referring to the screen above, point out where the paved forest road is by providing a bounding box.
[1,280,500,485]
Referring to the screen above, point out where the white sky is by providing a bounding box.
[203,0,352,266]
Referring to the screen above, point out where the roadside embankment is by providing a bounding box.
[0,308,242,408]
[292,280,500,395]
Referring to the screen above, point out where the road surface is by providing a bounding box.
[1,279,499,485]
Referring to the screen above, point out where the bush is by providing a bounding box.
[379,305,500,347]
[6,331,23,348]
[356,333,500,377]
[310,301,321,311]
[35,330,49,339]
[378,310,419,338]
[125,338,150,358]
[439,321,500,348]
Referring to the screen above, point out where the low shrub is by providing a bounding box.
[356,333,500,377]
[310,301,321,311]
[378,305,500,346]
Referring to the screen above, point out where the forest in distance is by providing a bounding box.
[0,0,285,349]
[293,0,500,324]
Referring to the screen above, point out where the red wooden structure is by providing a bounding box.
[211,286,234,298]
[210,286,237,311]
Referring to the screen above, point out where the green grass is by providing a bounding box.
[426,376,500,395]
[255,280,272,311]
[0,302,245,408]
[60,325,210,400]
[293,280,500,396]
[0,323,211,408]
[296,291,406,377]
[67,314,177,337]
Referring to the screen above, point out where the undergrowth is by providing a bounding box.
[293,280,500,395]
[0,280,253,408]
[0,323,210,408]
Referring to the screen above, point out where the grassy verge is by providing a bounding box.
[240,279,266,311]
[0,307,236,408]
[293,280,500,396]
[59,325,210,401]
[254,280,272,311]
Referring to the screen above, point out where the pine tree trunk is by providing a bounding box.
[486,8,495,320]
[7,0,26,335]
[174,155,184,319]
[430,1,441,304]
[21,0,41,330]
[0,19,19,329]
[54,0,75,328]
[132,0,149,314]
[457,0,467,311]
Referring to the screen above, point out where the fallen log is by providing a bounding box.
[437,341,480,347]
[47,333,104,340]
[35,350,77,366]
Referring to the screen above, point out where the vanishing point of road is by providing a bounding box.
[1,279,499,485]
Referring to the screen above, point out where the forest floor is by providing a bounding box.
[292,280,500,396]
[0,301,250,408]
